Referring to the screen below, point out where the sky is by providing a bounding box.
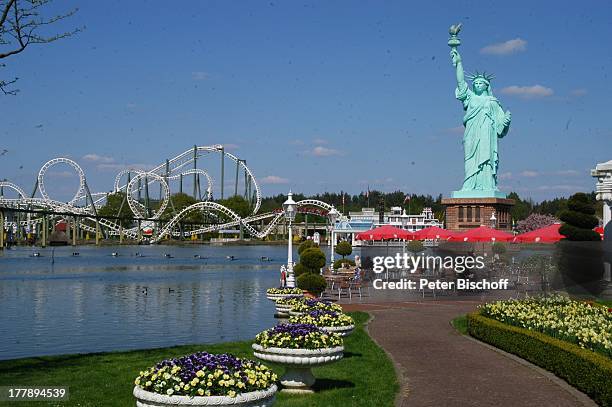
[1,0,611,204]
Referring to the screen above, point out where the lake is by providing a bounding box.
[0,244,299,360]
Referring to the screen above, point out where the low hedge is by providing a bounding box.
[467,312,612,406]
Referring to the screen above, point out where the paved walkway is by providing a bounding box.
[343,301,596,407]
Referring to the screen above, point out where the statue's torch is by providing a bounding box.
[448,23,462,49]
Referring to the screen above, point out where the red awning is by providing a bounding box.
[448,225,514,242]
[513,223,563,243]
[412,226,455,240]
[355,225,414,241]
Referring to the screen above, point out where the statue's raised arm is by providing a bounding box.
[450,48,467,90]
[448,24,467,90]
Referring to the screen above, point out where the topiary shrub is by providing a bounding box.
[298,247,326,274]
[298,239,318,256]
[297,273,327,295]
[333,258,355,270]
[556,193,604,296]
[335,241,352,258]
[407,240,424,253]
[558,193,600,241]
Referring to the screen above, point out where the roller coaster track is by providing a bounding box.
[0,147,336,243]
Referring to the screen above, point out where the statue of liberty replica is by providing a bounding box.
[442,24,515,230]
[449,24,511,198]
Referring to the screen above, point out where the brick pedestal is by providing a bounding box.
[442,197,515,231]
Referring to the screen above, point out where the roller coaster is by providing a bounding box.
[0,145,336,244]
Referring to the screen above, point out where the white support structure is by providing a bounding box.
[592,160,612,234]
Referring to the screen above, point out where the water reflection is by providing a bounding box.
[0,245,294,360]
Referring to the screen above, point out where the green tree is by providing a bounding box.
[97,192,132,227]
[217,196,251,218]
[507,192,533,221]
[335,241,352,258]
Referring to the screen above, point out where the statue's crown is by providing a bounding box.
[467,71,494,83]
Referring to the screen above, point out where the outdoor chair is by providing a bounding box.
[337,279,351,301]
[349,280,363,299]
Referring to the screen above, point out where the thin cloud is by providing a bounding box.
[554,169,580,176]
[222,143,239,151]
[311,146,341,157]
[500,85,554,99]
[313,138,328,145]
[480,38,527,55]
[192,71,209,81]
[83,154,114,163]
[96,163,154,172]
[570,88,587,97]
[260,175,289,184]
[520,170,539,177]
[498,172,513,180]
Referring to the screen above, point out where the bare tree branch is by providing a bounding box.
[0,0,81,94]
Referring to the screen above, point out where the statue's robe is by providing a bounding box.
[456,83,508,191]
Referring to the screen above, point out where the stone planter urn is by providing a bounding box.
[133,385,278,407]
[252,345,343,393]
[320,324,355,337]
[275,303,294,316]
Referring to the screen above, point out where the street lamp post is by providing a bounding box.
[327,207,339,269]
[283,191,297,288]
[490,211,497,229]
[401,209,409,256]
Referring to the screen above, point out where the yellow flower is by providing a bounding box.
[197,389,204,396]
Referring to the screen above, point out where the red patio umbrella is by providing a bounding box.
[594,226,604,239]
[355,225,414,241]
[413,226,455,240]
[513,223,563,243]
[448,225,513,242]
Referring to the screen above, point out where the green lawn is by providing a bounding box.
[0,312,398,406]
[451,315,468,335]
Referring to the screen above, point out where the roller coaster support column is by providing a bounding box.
[193,145,198,199]
[0,209,4,249]
[42,215,47,248]
[96,220,100,246]
[119,225,124,244]
[72,216,77,246]
[234,159,239,196]
[220,146,225,199]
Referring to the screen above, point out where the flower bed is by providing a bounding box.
[289,309,354,327]
[274,295,306,307]
[266,287,303,295]
[290,298,343,314]
[478,295,612,357]
[134,352,277,398]
[254,323,343,349]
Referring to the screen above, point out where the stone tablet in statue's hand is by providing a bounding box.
[503,111,512,127]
